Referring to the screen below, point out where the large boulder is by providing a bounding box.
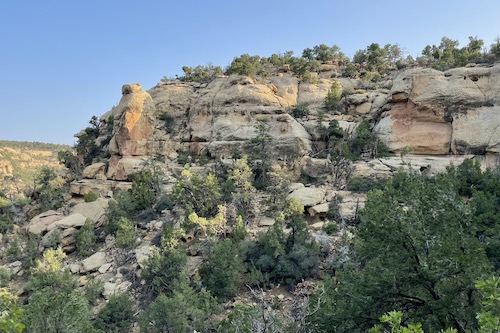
[108,84,156,156]
[106,155,147,181]
[27,210,63,235]
[80,251,107,273]
[71,198,109,227]
[287,187,326,207]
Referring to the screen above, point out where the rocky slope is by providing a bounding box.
[2,62,500,331]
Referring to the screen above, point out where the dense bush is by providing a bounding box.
[83,191,98,202]
[226,54,267,77]
[139,281,218,333]
[199,238,245,300]
[346,176,387,192]
[94,293,134,333]
[290,104,309,118]
[0,199,13,233]
[75,219,96,257]
[324,80,342,112]
[346,119,389,160]
[73,115,113,167]
[35,166,65,211]
[0,287,24,333]
[141,248,188,296]
[114,217,136,249]
[172,167,223,217]
[178,64,223,83]
[310,170,494,332]
[24,287,94,333]
[24,248,94,333]
[245,199,320,288]
[106,169,159,230]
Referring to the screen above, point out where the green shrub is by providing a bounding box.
[130,170,156,211]
[291,104,310,118]
[159,112,175,133]
[35,167,65,211]
[172,167,223,217]
[0,267,12,288]
[106,191,136,229]
[0,287,24,333]
[323,222,338,235]
[141,248,188,296]
[345,119,389,160]
[5,237,21,262]
[95,293,134,333]
[347,176,387,192]
[244,199,320,288]
[230,216,247,242]
[115,217,136,249]
[58,150,82,176]
[139,281,218,333]
[83,191,98,202]
[0,200,13,234]
[24,287,94,333]
[225,54,266,77]
[84,278,104,305]
[199,238,246,300]
[324,80,342,112]
[327,196,343,222]
[76,219,96,257]
[178,64,223,83]
[342,63,359,78]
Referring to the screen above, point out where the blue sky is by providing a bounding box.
[1,0,499,145]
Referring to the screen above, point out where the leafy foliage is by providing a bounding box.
[324,80,342,112]
[291,104,310,118]
[83,191,98,202]
[0,288,24,333]
[172,166,223,217]
[226,54,268,77]
[114,217,136,249]
[75,219,96,257]
[73,115,113,167]
[200,238,246,300]
[138,281,218,333]
[141,247,188,296]
[24,287,94,333]
[245,198,320,288]
[315,171,492,332]
[94,293,134,333]
[475,276,500,332]
[178,64,223,83]
[34,166,65,211]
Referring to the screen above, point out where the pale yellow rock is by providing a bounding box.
[82,163,106,179]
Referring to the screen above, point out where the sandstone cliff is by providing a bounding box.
[78,63,500,183]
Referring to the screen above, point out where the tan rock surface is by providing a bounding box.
[378,64,500,155]
[108,84,156,156]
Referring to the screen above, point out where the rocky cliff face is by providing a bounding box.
[86,63,500,182]
[376,65,500,156]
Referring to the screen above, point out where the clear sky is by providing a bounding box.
[1,0,499,145]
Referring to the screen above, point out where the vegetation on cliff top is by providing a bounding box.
[168,35,500,84]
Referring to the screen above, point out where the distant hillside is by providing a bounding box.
[0,140,71,196]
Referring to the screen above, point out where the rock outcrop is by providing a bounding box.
[76,63,500,183]
[375,64,500,155]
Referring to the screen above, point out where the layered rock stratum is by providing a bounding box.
[85,63,500,183]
